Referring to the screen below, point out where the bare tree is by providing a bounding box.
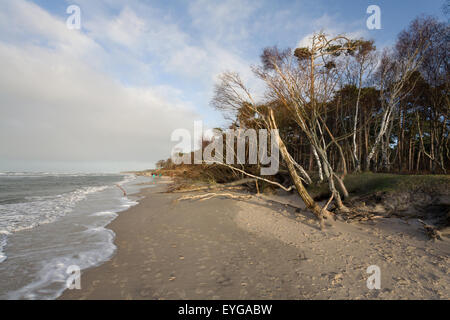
[212,71,332,225]
[346,40,377,172]
[366,17,432,171]
[253,33,357,211]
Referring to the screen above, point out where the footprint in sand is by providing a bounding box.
[139,287,152,297]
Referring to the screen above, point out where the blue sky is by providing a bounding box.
[0,0,446,172]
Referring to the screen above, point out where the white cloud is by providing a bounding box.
[0,41,198,161]
[0,0,100,59]
[104,7,147,47]
[0,0,376,172]
[79,1,253,83]
[0,0,199,171]
[188,0,261,43]
[297,13,368,48]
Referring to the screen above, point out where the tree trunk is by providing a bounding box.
[352,73,362,172]
[268,110,330,223]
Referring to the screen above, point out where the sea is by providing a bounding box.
[0,172,153,299]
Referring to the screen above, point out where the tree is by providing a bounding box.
[254,33,357,211]
[346,40,377,172]
[366,17,433,171]
[208,16,449,226]
[212,71,332,226]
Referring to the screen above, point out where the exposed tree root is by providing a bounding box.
[418,219,443,241]
[321,194,335,221]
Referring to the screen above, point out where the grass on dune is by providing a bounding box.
[308,172,450,200]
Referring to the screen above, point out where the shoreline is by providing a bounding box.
[60,178,449,300]
[0,173,149,300]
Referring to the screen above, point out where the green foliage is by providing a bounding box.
[293,47,311,61]
[308,173,450,199]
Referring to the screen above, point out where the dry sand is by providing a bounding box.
[60,178,449,300]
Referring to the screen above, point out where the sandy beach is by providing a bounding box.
[59,178,449,300]
[2,0,449,305]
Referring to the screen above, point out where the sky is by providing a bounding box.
[0,0,446,173]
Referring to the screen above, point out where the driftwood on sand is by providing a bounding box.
[175,189,305,211]
[168,178,262,193]
[176,192,252,202]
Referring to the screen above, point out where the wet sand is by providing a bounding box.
[60,179,449,300]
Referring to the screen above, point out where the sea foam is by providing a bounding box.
[0,174,151,299]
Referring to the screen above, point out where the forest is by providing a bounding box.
[156,15,449,224]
